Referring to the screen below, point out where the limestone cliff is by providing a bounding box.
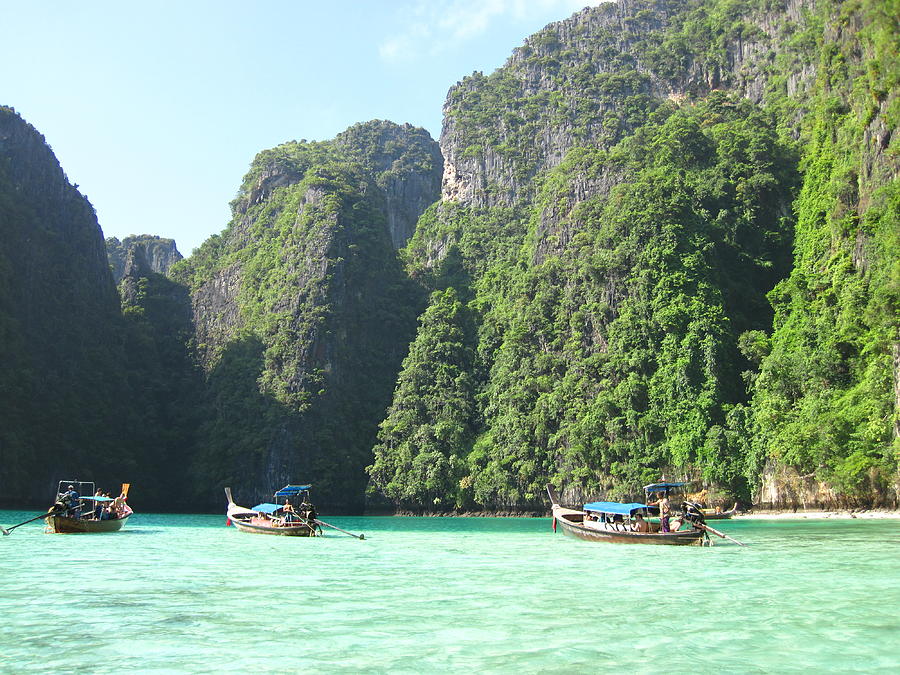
[374,0,898,512]
[439,0,815,212]
[174,120,440,509]
[107,235,182,283]
[0,106,130,503]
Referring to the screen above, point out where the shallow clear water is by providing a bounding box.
[1,512,898,674]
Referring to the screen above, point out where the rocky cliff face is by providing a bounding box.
[0,106,132,504]
[107,235,182,283]
[175,120,438,509]
[439,0,815,213]
[335,121,444,249]
[374,0,898,512]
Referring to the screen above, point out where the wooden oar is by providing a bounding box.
[698,522,745,546]
[2,509,60,535]
[314,518,365,540]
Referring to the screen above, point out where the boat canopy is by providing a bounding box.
[81,496,114,502]
[252,503,283,514]
[643,482,686,493]
[583,502,650,515]
[274,485,311,497]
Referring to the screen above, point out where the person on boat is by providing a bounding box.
[632,513,650,533]
[62,485,81,519]
[93,489,106,519]
[657,495,671,532]
[300,498,317,524]
[281,500,296,525]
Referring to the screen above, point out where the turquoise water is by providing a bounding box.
[1,512,898,674]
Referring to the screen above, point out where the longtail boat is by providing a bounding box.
[699,503,739,520]
[225,485,322,537]
[644,482,739,519]
[548,486,708,546]
[45,480,133,534]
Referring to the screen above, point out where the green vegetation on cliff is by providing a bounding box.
[368,0,898,510]
[745,0,899,503]
[171,120,440,509]
[3,0,896,513]
[368,288,477,509]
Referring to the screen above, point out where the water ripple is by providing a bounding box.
[1,512,898,673]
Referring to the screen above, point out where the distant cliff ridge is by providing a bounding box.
[107,235,182,283]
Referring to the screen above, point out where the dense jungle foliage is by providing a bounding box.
[744,0,899,503]
[367,0,898,510]
[375,97,800,509]
[170,121,436,509]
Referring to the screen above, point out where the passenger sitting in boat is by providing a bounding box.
[632,513,650,533]
[111,491,131,518]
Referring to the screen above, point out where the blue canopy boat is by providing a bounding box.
[225,485,321,537]
[547,486,707,546]
[45,480,133,534]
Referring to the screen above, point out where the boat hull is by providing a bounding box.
[229,516,317,536]
[46,515,129,534]
[552,505,705,546]
[225,489,319,537]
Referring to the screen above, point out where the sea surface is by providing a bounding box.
[0,511,898,674]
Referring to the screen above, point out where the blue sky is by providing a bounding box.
[2,0,602,255]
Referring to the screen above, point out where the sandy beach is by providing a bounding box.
[736,510,900,520]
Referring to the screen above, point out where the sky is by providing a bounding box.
[1,0,605,256]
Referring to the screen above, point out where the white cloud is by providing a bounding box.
[379,0,608,63]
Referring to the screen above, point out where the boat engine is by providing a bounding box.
[682,501,706,525]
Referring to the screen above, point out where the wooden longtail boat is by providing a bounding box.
[700,503,739,520]
[644,482,739,520]
[46,513,129,533]
[548,486,707,546]
[45,481,132,534]
[225,485,322,537]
